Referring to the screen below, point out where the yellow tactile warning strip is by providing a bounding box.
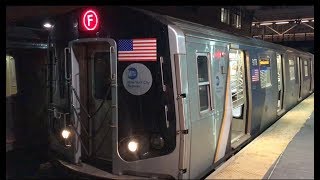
[206,94,314,179]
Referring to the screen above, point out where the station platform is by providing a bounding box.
[206,93,314,179]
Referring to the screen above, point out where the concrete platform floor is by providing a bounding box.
[206,94,314,179]
[263,111,314,179]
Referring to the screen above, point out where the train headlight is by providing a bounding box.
[128,140,138,152]
[61,129,71,139]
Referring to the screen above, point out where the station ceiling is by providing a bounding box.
[6,6,314,26]
[6,6,83,24]
[244,6,314,21]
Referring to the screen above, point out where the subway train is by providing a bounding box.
[6,26,49,152]
[46,7,314,179]
[6,26,50,178]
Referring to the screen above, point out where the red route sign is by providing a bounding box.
[81,9,99,31]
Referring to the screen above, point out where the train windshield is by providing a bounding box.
[117,61,176,161]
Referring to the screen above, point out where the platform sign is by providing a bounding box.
[80,9,99,31]
[259,58,270,67]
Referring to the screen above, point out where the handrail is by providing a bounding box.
[160,57,167,92]
[64,48,71,81]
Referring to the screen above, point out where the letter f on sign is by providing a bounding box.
[81,9,98,31]
[87,14,93,27]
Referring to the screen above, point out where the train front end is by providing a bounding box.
[47,7,184,179]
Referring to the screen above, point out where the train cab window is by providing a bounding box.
[6,55,17,97]
[93,51,111,100]
[197,55,212,112]
[304,60,308,77]
[289,59,295,80]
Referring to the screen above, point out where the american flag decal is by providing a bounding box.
[252,69,259,82]
[118,38,157,62]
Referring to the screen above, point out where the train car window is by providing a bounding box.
[6,55,17,97]
[276,54,282,90]
[304,60,308,77]
[197,55,211,112]
[93,51,111,100]
[289,59,295,80]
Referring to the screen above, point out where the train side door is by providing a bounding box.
[229,49,249,148]
[67,39,117,165]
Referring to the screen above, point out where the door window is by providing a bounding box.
[197,54,212,112]
[304,60,308,77]
[289,59,295,80]
[93,51,111,100]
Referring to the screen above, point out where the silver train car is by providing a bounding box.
[47,7,314,179]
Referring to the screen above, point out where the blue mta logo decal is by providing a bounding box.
[216,76,220,86]
[128,67,138,79]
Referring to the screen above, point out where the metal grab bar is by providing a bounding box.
[160,57,167,92]
[232,90,244,96]
[110,46,114,79]
[64,48,71,80]
[233,97,244,104]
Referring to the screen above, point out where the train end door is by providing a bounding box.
[61,38,118,168]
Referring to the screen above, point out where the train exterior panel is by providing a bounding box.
[183,36,229,178]
[46,7,314,179]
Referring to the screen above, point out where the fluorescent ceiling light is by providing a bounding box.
[260,22,273,26]
[275,21,289,25]
[301,20,309,23]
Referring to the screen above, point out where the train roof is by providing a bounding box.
[129,7,313,58]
